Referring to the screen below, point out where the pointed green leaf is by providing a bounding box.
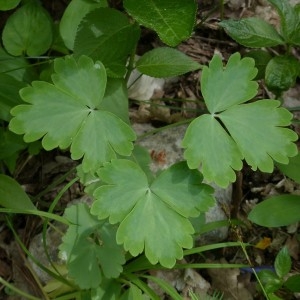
[182,114,243,187]
[9,55,136,172]
[201,53,258,113]
[74,8,140,77]
[136,47,201,78]
[219,18,284,47]
[257,270,282,293]
[268,0,300,44]
[248,195,300,227]
[219,100,298,172]
[0,0,21,10]
[91,159,215,268]
[60,203,125,289]
[265,55,300,93]
[0,174,36,210]
[124,0,196,47]
[284,274,300,292]
[59,0,107,50]
[275,247,291,278]
[2,2,53,56]
[183,53,297,187]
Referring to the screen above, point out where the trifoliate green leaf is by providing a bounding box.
[9,55,136,172]
[91,159,215,268]
[59,203,125,289]
[124,0,196,47]
[182,53,298,187]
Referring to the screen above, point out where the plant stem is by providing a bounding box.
[0,277,41,300]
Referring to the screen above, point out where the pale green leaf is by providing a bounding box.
[275,247,291,278]
[276,151,300,183]
[219,18,284,47]
[124,0,196,47]
[60,0,107,50]
[0,0,21,10]
[0,174,36,210]
[2,2,53,56]
[182,114,243,187]
[248,195,300,226]
[219,100,298,172]
[201,53,258,113]
[74,8,140,77]
[136,47,201,78]
[91,160,215,268]
[9,55,136,172]
[183,53,297,187]
[60,203,125,289]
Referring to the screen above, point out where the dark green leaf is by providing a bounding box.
[248,195,300,226]
[59,0,107,50]
[268,0,300,44]
[0,174,36,210]
[244,50,272,80]
[275,247,291,278]
[265,55,300,93]
[0,74,26,121]
[124,0,196,47]
[219,18,284,47]
[2,2,53,56]
[276,151,300,183]
[74,8,140,77]
[284,274,300,292]
[0,47,35,82]
[136,47,201,78]
[0,0,21,10]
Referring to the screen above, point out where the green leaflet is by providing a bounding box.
[59,203,125,289]
[91,159,215,268]
[136,47,201,78]
[182,53,298,187]
[219,17,284,48]
[124,0,196,47]
[9,55,136,172]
